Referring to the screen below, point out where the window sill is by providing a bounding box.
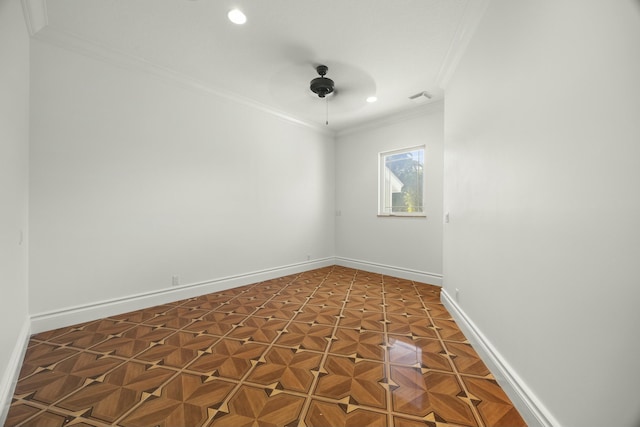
[377,214,427,218]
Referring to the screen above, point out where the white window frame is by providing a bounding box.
[378,145,426,217]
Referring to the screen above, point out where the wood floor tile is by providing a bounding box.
[305,399,388,427]
[209,385,304,427]
[315,355,387,409]
[30,321,99,342]
[57,363,175,423]
[247,347,321,393]
[388,336,453,372]
[18,343,79,379]
[259,275,297,287]
[253,301,301,319]
[393,415,463,427]
[248,283,288,295]
[140,312,194,329]
[182,312,246,336]
[349,289,384,300]
[356,272,383,282]
[293,305,341,326]
[385,299,427,316]
[176,296,225,311]
[17,410,75,427]
[6,266,526,427]
[344,296,385,312]
[461,376,527,427]
[89,326,174,358]
[433,319,468,342]
[330,329,385,361]
[275,286,314,299]
[390,366,478,426]
[339,309,385,331]
[48,320,134,349]
[118,373,234,427]
[318,278,351,289]
[308,292,346,308]
[234,295,270,307]
[16,353,123,405]
[426,304,454,319]
[108,305,174,324]
[136,331,217,368]
[275,322,333,352]
[444,342,491,377]
[270,291,310,304]
[212,300,257,315]
[187,339,267,379]
[288,281,321,291]
[352,279,383,288]
[386,314,438,339]
[226,316,287,343]
[4,402,41,426]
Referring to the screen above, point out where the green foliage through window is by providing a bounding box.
[380,147,424,215]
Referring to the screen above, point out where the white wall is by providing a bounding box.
[0,0,30,418]
[335,103,443,283]
[29,40,335,316]
[443,1,640,426]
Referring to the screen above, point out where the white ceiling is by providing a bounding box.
[27,0,485,131]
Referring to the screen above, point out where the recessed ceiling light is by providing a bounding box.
[366,96,378,103]
[228,8,247,25]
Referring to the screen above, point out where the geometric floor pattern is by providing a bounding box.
[5,266,526,427]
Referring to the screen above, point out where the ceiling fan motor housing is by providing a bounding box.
[310,65,334,98]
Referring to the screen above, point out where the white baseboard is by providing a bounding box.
[30,256,440,334]
[31,258,334,334]
[334,257,442,286]
[440,289,560,427]
[0,317,30,426]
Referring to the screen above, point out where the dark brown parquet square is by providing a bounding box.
[5,266,526,427]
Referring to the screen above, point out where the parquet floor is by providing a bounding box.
[5,266,526,427]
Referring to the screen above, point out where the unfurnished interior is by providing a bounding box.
[1,1,639,426]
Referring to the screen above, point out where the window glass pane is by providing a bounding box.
[381,147,424,214]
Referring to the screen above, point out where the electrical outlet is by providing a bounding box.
[172,275,180,286]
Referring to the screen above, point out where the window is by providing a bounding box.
[378,146,425,216]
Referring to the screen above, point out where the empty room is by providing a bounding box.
[1,1,639,426]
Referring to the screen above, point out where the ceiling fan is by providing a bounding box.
[267,60,375,127]
[309,65,335,124]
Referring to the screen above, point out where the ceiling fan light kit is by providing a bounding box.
[309,65,335,98]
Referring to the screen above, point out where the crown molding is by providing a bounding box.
[20,0,48,36]
[436,0,491,90]
[32,25,336,138]
[336,100,444,138]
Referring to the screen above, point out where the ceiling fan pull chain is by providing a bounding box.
[326,97,329,126]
